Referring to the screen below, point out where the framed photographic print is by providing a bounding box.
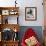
[2,10,9,15]
[9,10,15,15]
[25,7,37,21]
[9,9,18,15]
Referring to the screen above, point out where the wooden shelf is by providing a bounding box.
[0,7,19,9]
[0,7,20,46]
[0,24,20,32]
[1,40,19,46]
[2,40,19,42]
[0,7,19,16]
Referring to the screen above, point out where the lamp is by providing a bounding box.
[15,0,17,7]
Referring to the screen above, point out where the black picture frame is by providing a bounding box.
[25,7,37,21]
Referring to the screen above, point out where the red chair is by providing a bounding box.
[21,28,41,46]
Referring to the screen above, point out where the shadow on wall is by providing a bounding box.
[18,26,44,45]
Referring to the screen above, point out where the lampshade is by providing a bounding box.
[13,28,17,32]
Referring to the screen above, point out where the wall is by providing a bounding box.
[0,0,44,26]
[18,26,43,44]
[18,0,44,26]
[0,0,44,45]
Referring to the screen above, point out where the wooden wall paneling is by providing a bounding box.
[43,0,46,46]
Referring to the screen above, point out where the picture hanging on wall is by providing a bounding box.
[25,7,37,21]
